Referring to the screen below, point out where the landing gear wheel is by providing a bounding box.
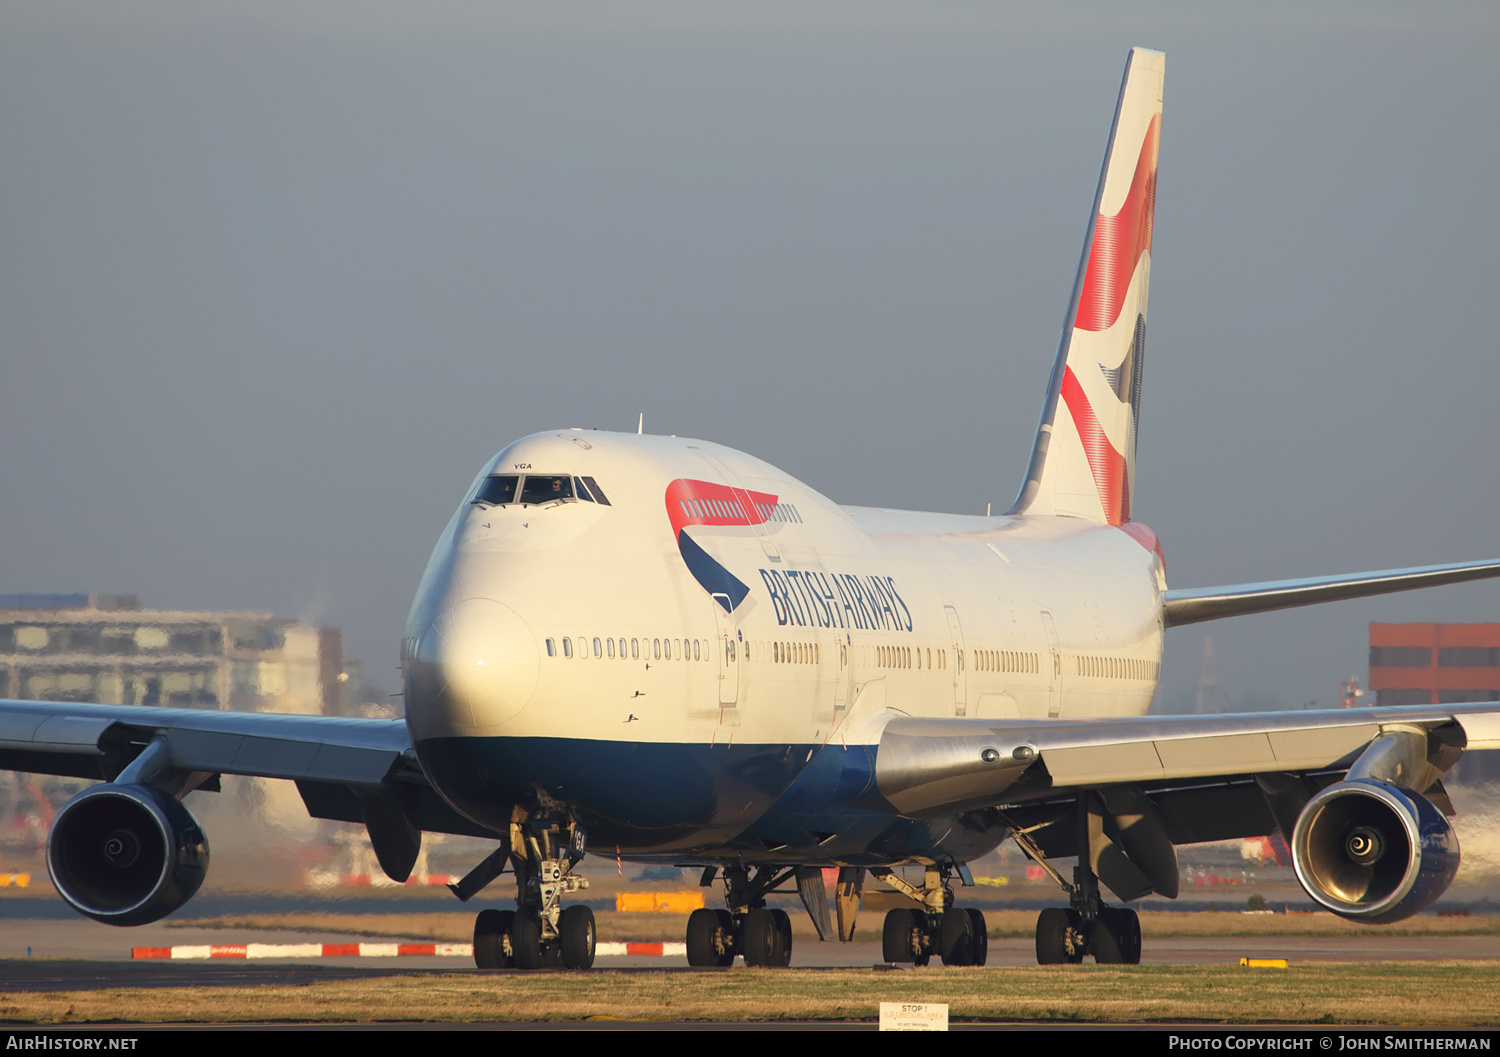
[559,905,596,969]
[938,907,974,966]
[687,908,726,967]
[1036,907,1085,965]
[965,908,988,967]
[1095,907,1141,965]
[882,907,918,964]
[742,908,778,967]
[770,908,793,967]
[713,909,735,966]
[511,908,548,970]
[473,908,515,969]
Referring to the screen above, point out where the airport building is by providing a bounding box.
[1369,622,1500,782]
[0,593,349,716]
[1368,622,1500,707]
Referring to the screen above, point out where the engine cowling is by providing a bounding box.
[46,783,209,927]
[1290,779,1458,924]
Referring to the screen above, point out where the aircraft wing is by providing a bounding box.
[1162,559,1500,626]
[872,701,1500,910]
[873,701,1500,819]
[0,697,493,877]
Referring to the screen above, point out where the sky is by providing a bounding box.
[1,1,1497,712]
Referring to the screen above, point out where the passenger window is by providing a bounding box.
[607,638,615,659]
[631,638,639,659]
[546,638,555,657]
[520,475,574,505]
[653,638,661,660]
[562,637,573,658]
[618,637,627,657]
[473,475,519,506]
[593,637,602,658]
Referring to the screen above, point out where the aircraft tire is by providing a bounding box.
[686,908,722,967]
[473,908,514,970]
[1097,907,1141,965]
[1036,907,1084,965]
[713,909,735,966]
[770,908,793,967]
[511,908,548,970]
[882,908,918,963]
[742,908,777,967]
[965,908,989,967]
[938,907,974,966]
[559,905,596,969]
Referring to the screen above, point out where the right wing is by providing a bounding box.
[1163,559,1500,627]
[0,697,495,880]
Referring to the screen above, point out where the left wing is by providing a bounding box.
[870,702,1500,921]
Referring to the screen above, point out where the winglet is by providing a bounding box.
[1009,47,1164,525]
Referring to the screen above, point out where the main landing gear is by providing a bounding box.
[466,812,595,971]
[874,863,988,968]
[1012,802,1144,966]
[685,865,795,968]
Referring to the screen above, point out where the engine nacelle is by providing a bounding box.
[1290,779,1458,924]
[47,783,210,927]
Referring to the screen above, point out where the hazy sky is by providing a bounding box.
[2,1,1496,711]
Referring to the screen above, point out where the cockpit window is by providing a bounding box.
[473,475,519,506]
[580,476,610,506]
[519,475,574,505]
[573,477,593,502]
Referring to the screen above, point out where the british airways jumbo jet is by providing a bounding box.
[4,47,1500,971]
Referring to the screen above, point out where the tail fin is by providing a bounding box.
[1009,47,1164,525]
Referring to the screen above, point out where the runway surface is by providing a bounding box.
[0,915,1496,991]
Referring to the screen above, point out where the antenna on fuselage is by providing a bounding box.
[637,413,644,435]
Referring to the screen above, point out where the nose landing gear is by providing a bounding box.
[462,813,594,971]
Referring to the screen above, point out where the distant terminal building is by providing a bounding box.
[1369,622,1500,782]
[0,593,349,716]
[1368,623,1500,707]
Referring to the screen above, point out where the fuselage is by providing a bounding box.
[403,429,1166,865]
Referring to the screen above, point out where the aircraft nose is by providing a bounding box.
[405,597,538,738]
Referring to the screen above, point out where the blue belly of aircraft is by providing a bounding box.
[415,735,1009,866]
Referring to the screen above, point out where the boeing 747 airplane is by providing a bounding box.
[4,47,1499,970]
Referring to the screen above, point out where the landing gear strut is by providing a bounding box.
[1013,803,1143,965]
[873,863,987,967]
[685,865,795,968]
[466,811,594,971]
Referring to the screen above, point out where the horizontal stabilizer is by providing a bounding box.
[1163,559,1500,627]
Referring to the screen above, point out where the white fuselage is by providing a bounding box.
[405,430,1166,767]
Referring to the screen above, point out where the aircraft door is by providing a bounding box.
[831,633,851,713]
[711,595,739,707]
[944,605,967,717]
[1040,609,1061,717]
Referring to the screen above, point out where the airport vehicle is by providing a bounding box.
[3,47,1499,971]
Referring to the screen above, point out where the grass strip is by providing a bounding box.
[0,962,1497,1026]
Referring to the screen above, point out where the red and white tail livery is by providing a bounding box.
[1012,47,1163,525]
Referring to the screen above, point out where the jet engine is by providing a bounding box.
[1290,779,1458,924]
[47,783,210,927]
